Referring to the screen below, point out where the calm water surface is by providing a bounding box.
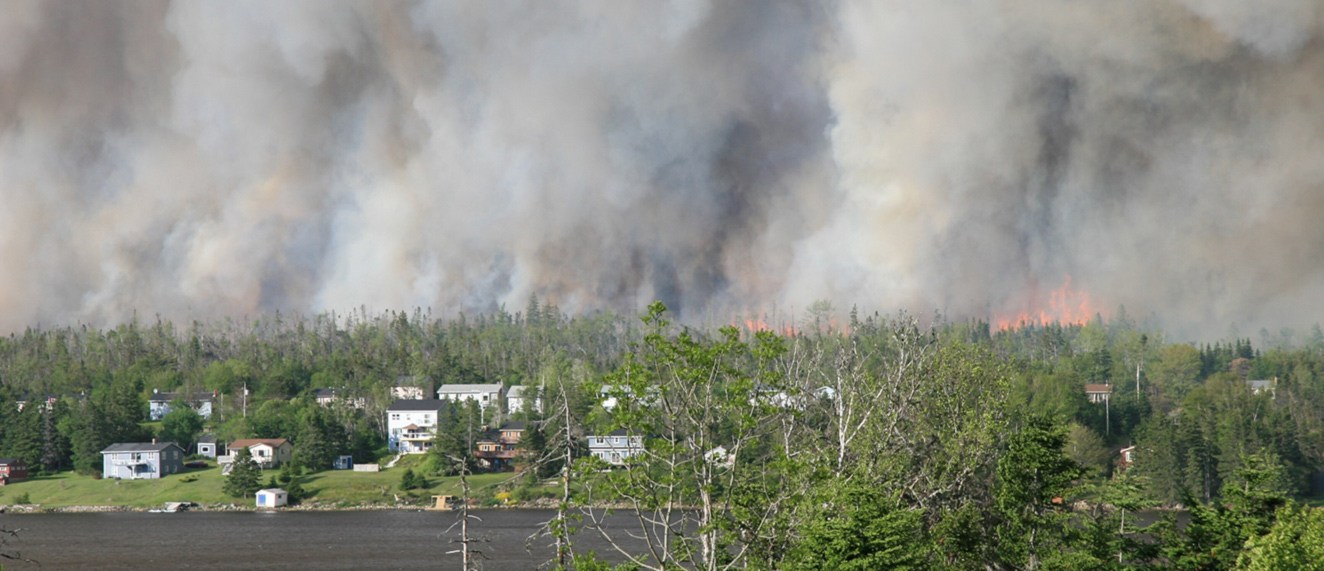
[0,509,640,570]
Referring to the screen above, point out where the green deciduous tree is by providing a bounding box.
[1236,504,1324,571]
[159,405,204,450]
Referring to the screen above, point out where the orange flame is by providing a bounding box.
[992,275,1105,331]
[733,316,798,337]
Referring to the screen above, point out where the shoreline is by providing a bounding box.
[1,498,641,514]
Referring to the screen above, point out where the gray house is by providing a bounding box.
[101,442,186,480]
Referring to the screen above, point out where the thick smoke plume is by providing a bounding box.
[1,0,1322,339]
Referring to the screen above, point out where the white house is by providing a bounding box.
[1246,378,1277,395]
[437,383,504,409]
[1084,384,1112,404]
[506,385,541,414]
[148,390,215,421]
[256,488,288,508]
[387,399,451,453]
[219,438,293,470]
[588,429,645,466]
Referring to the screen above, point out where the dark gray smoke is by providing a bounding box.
[1,0,1322,339]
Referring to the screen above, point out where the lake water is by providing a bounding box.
[0,509,643,570]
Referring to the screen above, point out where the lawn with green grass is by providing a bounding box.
[0,458,525,509]
[0,464,231,508]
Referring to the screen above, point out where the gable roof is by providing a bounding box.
[228,438,290,450]
[437,383,502,393]
[388,399,451,412]
[507,385,530,397]
[197,434,219,443]
[100,442,183,454]
[149,391,215,403]
[1084,384,1113,393]
[0,458,24,466]
[498,421,529,431]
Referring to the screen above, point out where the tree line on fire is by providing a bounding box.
[0,299,1322,568]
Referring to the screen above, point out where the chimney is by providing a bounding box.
[152,438,158,444]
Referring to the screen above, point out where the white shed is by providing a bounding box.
[256,488,288,508]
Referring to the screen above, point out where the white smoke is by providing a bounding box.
[0,0,1321,339]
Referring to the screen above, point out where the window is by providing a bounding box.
[391,414,400,420]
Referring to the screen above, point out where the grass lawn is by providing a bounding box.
[0,459,525,509]
[1,464,230,508]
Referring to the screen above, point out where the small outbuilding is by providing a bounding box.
[256,488,288,508]
[333,455,354,470]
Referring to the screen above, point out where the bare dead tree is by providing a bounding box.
[0,526,37,567]
[445,454,487,570]
[525,384,581,570]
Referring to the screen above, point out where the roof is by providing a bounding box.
[1084,384,1113,393]
[313,388,338,397]
[388,399,451,412]
[229,438,290,449]
[258,488,287,494]
[148,391,215,403]
[1246,379,1274,388]
[437,383,502,393]
[197,434,218,443]
[100,442,182,454]
[402,424,421,430]
[507,385,528,397]
[499,421,528,431]
[0,458,24,466]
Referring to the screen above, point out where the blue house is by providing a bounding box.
[101,442,186,480]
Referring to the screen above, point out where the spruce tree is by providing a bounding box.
[223,447,263,498]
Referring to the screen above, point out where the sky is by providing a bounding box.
[1,0,1323,340]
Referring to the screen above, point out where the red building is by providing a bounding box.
[0,458,29,485]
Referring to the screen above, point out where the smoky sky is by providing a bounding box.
[1,0,1322,340]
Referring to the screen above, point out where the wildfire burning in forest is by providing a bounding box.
[992,276,1106,332]
[734,316,799,338]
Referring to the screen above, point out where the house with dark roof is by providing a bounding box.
[195,434,224,459]
[387,399,452,453]
[148,390,215,420]
[15,394,58,412]
[101,442,185,480]
[0,458,29,485]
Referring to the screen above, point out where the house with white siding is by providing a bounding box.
[387,399,451,453]
[437,383,504,409]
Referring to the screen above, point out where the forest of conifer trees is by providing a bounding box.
[1,300,1322,569]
